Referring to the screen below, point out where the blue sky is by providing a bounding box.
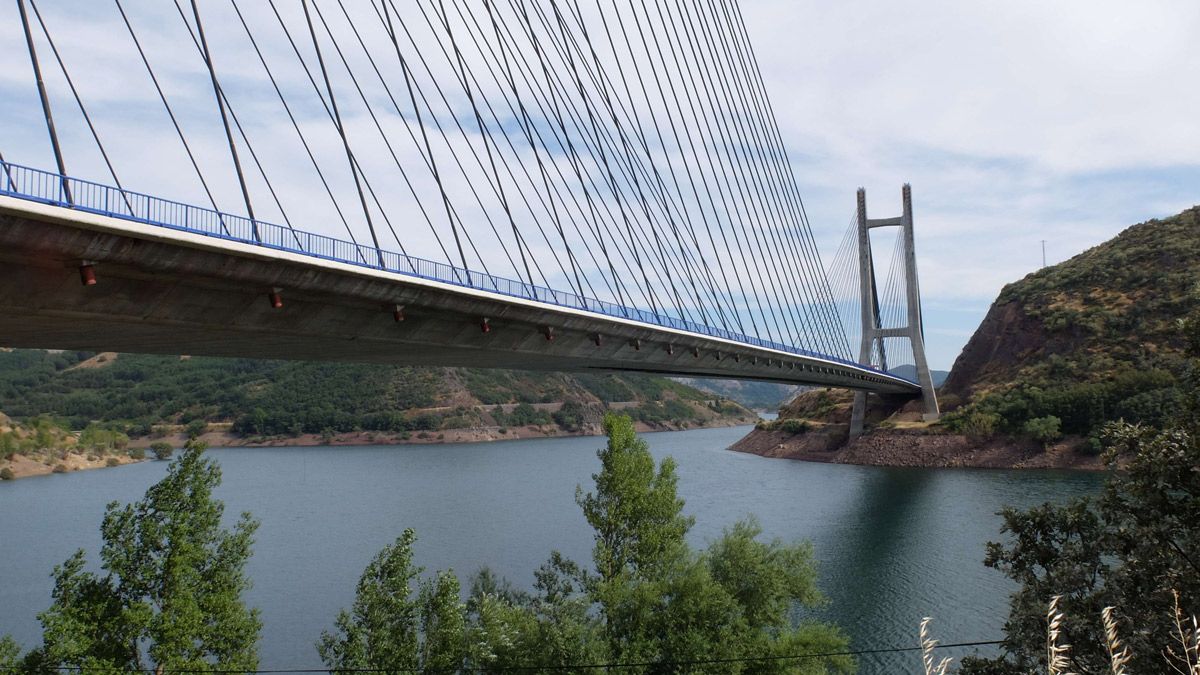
[2,1,1197,371]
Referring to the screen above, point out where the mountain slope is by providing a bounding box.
[943,205,1199,403]
[0,350,755,440]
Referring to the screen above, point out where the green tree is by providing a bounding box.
[322,413,850,673]
[18,441,260,673]
[1022,415,1062,445]
[576,413,851,673]
[962,310,1200,674]
[318,529,471,673]
[150,442,173,461]
[185,419,208,440]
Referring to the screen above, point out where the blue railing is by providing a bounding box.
[0,160,915,385]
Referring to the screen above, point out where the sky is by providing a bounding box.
[1,1,1197,371]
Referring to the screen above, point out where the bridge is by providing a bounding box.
[0,0,938,425]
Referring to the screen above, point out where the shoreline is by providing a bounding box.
[731,426,1108,471]
[2,416,756,481]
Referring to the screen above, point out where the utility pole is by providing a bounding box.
[1041,240,1046,268]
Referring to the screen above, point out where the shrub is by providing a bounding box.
[184,419,208,440]
[105,458,120,467]
[128,447,146,460]
[0,467,13,480]
[1023,415,1062,445]
[777,418,811,434]
[150,442,174,461]
[960,408,998,439]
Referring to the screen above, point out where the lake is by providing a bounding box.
[0,425,1102,673]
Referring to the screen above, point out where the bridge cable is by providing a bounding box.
[542,0,745,329]
[169,0,304,249]
[532,0,698,323]
[229,0,362,253]
[599,0,753,336]
[308,0,497,281]
[17,0,71,205]
[633,0,785,344]
[396,0,618,302]
[406,1,534,291]
[544,1,715,326]
[478,0,675,314]
[689,0,846,355]
[510,0,661,312]
[188,0,258,242]
[264,0,419,264]
[461,0,641,308]
[666,0,817,349]
[721,0,854,358]
[299,0,386,269]
[378,0,594,294]
[369,0,536,289]
[621,0,775,343]
[701,0,842,354]
[588,0,742,335]
[556,0,744,329]
[113,0,230,235]
[26,0,131,215]
[548,0,731,330]
[468,0,681,312]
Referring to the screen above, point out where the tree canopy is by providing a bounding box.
[319,413,852,674]
[11,441,260,674]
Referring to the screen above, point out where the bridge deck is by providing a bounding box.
[0,162,917,395]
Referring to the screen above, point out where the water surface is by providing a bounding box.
[0,426,1102,673]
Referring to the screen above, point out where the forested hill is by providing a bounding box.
[0,350,753,441]
[939,205,1200,440]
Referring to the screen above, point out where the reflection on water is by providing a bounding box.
[0,426,1101,673]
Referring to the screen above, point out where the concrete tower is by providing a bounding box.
[849,184,939,437]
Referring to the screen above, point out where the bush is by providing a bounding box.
[185,419,208,440]
[150,442,174,461]
[105,458,120,467]
[128,447,146,460]
[1023,415,1062,445]
[777,418,811,434]
[959,411,1000,440]
[0,467,13,480]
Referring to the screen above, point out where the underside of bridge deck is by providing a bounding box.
[0,198,918,395]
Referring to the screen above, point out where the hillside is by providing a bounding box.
[733,205,1200,467]
[671,377,801,410]
[0,350,754,460]
[939,206,1199,437]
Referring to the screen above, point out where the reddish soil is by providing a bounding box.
[730,426,1106,470]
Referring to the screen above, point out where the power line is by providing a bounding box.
[1,639,1005,674]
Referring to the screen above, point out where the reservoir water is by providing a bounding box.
[0,425,1102,673]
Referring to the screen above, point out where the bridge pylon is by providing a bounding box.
[849,184,939,437]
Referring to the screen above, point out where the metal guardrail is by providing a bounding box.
[0,159,916,385]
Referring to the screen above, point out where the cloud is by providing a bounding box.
[1,1,1196,370]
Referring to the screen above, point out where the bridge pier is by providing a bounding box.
[849,185,940,437]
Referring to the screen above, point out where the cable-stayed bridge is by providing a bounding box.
[0,0,938,420]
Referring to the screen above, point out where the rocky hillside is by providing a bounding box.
[733,205,1200,467]
[943,205,1199,404]
[0,350,755,446]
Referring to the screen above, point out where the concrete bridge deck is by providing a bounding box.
[0,193,918,395]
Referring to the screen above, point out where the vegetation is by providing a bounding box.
[5,441,260,673]
[150,442,173,461]
[941,207,1200,445]
[958,309,1200,674]
[319,413,850,673]
[0,351,744,441]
